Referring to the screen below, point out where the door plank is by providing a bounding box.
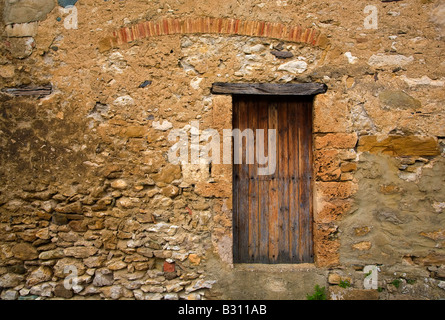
[278,101,290,263]
[232,97,240,263]
[248,99,259,262]
[297,100,305,262]
[297,100,313,263]
[267,101,279,263]
[288,100,300,263]
[257,99,270,263]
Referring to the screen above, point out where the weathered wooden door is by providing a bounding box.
[232,95,313,264]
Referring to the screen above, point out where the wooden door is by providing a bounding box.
[232,95,313,264]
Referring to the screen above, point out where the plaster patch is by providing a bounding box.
[344,52,358,64]
[152,120,173,131]
[278,60,307,74]
[368,54,414,67]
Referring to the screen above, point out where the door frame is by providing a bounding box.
[211,82,328,265]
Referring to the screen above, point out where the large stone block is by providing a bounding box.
[151,164,181,185]
[314,133,358,150]
[194,181,231,198]
[5,22,38,37]
[379,90,421,110]
[316,181,358,200]
[313,224,340,268]
[63,246,98,259]
[12,243,38,260]
[4,37,35,59]
[313,95,349,133]
[368,54,414,68]
[314,200,351,223]
[314,149,341,181]
[4,0,55,24]
[26,266,53,286]
[0,273,25,288]
[358,136,440,157]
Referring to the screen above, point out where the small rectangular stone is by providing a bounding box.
[5,22,38,37]
[358,135,440,156]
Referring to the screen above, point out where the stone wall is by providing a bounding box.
[0,0,444,300]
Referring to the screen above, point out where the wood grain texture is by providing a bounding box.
[212,82,327,96]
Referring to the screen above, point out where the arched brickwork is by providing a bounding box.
[99,17,329,51]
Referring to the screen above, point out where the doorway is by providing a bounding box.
[232,95,314,264]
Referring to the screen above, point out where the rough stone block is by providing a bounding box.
[341,162,357,173]
[313,224,340,268]
[352,241,372,251]
[368,54,414,68]
[5,22,38,37]
[4,37,35,59]
[152,164,181,184]
[328,273,341,284]
[358,136,440,157]
[188,253,201,265]
[163,261,175,273]
[0,65,15,78]
[313,95,349,133]
[4,0,55,24]
[314,200,351,223]
[314,149,341,181]
[0,273,25,288]
[212,95,232,130]
[26,266,52,286]
[12,243,38,260]
[314,133,358,150]
[194,181,231,198]
[63,246,98,259]
[54,283,74,298]
[412,253,445,266]
[316,181,358,200]
[119,126,147,138]
[379,90,421,110]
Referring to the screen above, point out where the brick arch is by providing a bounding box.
[99,17,329,51]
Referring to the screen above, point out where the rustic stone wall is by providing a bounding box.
[0,0,444,300]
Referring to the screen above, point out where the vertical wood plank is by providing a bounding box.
[258,99,270,263]
[232,96,240,263]
[277,100,290,263]
[298,99,314,263]
[248,98,259,262]
[288,99,300,263]
[268,101,279,263]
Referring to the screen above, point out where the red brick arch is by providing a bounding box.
[99,17,329,51]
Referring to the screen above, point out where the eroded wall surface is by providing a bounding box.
[0,0,444,300]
